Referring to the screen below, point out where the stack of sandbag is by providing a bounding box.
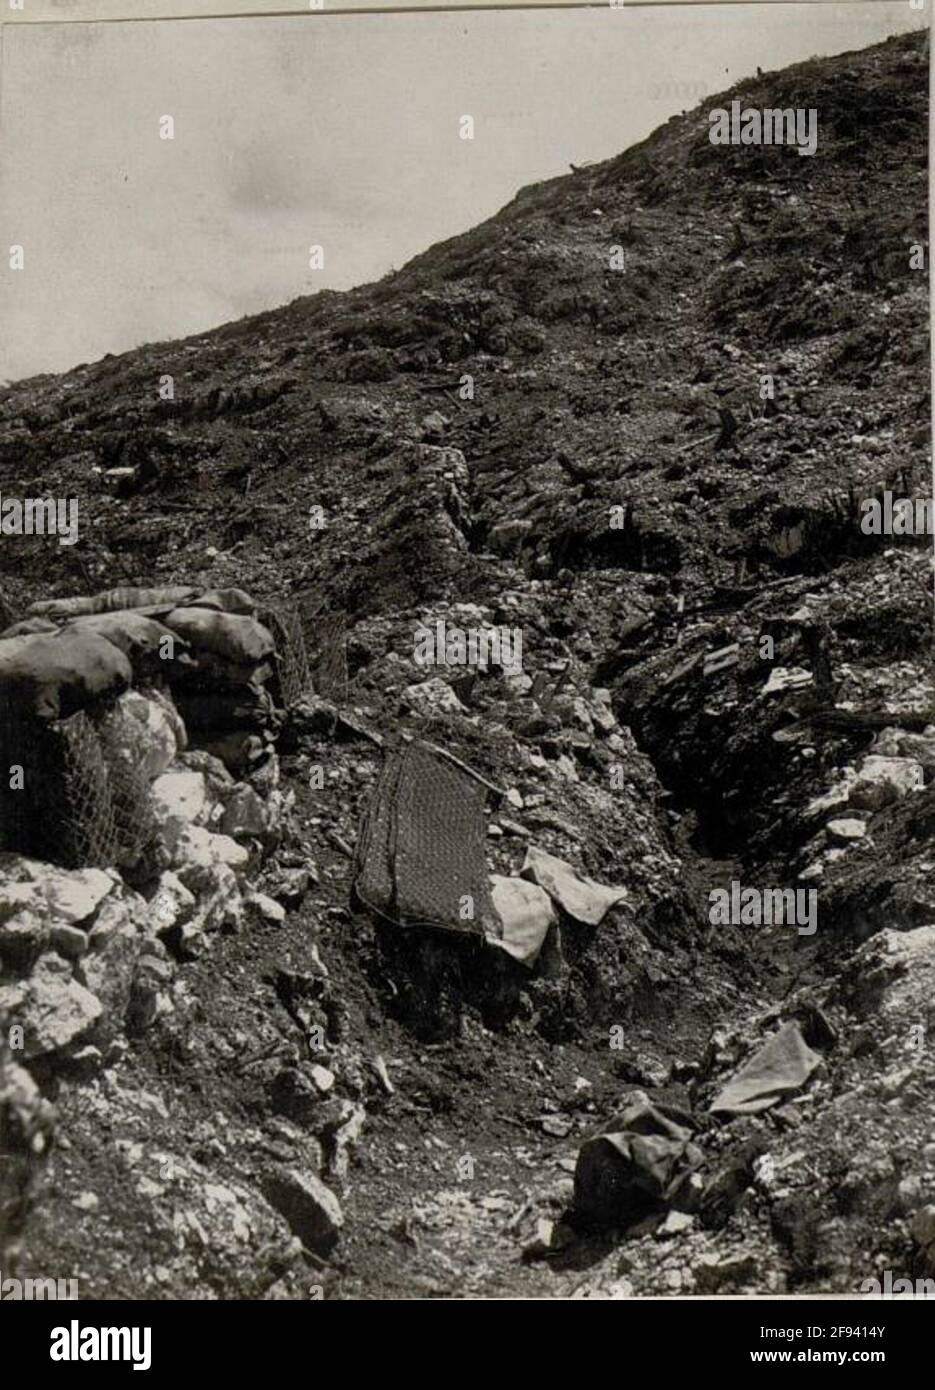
[157,600,279,776]
[16,585,279,776]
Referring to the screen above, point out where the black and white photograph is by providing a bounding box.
[0,0,932,1343]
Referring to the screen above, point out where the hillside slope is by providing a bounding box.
[1,29,932,1300]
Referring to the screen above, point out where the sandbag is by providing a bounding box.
[29,586,200,621]
[180,588,259,616]
[174,688,275,732]
[0,630,132,720]
[0,618,58,639]
[162,608,274,664]
[62,611,188,666]
[166,649,273,691]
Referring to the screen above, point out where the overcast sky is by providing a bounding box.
[0,3,925,383]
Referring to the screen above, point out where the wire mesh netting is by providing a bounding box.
[311,610,348,702]
[0,693,159,871]
[57,710,119,868]
[354,739,499,937]
[95,703,161,870]
[265,604,313,708]
[265,597,348,706]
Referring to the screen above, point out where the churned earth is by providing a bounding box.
[0,28,932,1299]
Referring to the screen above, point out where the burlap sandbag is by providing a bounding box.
[0,629,132,720]
[166,649,273,691]
[180,588,259,616]
[29,586,200,621]
[0,618,58,639]
[174,687,275,732]
[62,611,188,665]
[162,608,274,664]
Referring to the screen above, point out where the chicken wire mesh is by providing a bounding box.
[57,711,120,869]
[311,611,348,702]
[265,604,312,709]
[265,598,347,706]
[95,702,161,871]
[0,695,158,872]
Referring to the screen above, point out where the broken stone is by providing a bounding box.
[371,1055,394,1095]
[263,866,313,907]
[523,1217,557,1259]
[503,670,533,697]
[221,784,268,840]
[177,860,244,940]
[401,676,466,717]
[309,1065,336,1095]
[171,825,249,875]
[895,732,935,771]
[0,953,102,1057]
[588,700,618,736]
[850,756,923,811]
[0,878,48,919]
[50,922,89,959]
[806,783,852,818]
[263,1168,344,1255]
[80,898,150,1021]
[125,952,175,1034]
[24,865,115,926]
[107,689,183,781]
[246,891,286,924]
[145,871,196,937]
[0,908,49,970]
[656,1209,695,1238]
[327,1101,366,1183]
[270,1068,321,1125]
[826,817,866,842]
[151,770,209,833]
[695,1251,759,1292]
[551,695,594,735]
[541,1114,573,1138]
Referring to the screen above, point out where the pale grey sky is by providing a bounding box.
[0,3,925,383]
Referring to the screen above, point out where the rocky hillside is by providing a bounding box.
[0,29,932,1300]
